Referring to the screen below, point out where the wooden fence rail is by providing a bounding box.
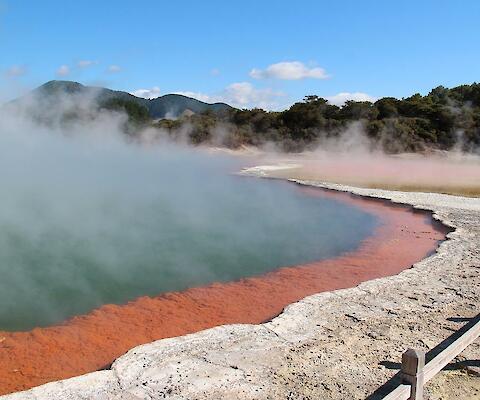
[382,314,480,400]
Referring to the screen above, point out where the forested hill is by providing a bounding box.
[8,80,232,119]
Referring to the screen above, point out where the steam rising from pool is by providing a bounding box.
[0,113,377,331]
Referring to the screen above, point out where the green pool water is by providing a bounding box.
[0,140,377,331]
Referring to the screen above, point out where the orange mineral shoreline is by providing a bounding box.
[0,185,449,395]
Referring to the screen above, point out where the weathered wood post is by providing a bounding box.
[401,349,425,400]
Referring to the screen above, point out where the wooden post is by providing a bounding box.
[401,349,425,400]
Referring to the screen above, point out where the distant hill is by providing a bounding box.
[7,80,233,119]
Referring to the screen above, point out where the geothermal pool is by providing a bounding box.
[0,115,449,395]
[0,137,448,394]
[0,142,377,331]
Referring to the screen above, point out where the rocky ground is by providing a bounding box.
[2,174,479,400]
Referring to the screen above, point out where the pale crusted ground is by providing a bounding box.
[2,170,479,400]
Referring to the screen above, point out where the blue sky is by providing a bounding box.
[1,0,479,109]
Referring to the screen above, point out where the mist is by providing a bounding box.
[0,104,376,331]
[249,121,480,197]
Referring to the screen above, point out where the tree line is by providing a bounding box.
[108,83,480,153]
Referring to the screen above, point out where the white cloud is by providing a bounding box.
[325,92,376,106]
[250,61,329,80]
[224,82,284,109]
[175,82,285,110]
[77,60,96,68]
[131,86,161,99]
[210,68,220,76]
[174,91,213,103]
[5,65,27,77]
[56,65,70,77]
[107,65,121,73]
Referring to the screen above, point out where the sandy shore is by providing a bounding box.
[1,168,479,399]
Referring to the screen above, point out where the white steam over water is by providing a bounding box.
[0,111,376,331]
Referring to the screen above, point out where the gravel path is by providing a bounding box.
[3,176,480,400]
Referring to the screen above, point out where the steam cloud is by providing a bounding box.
[0,96,376,331]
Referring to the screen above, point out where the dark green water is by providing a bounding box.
[0,138,378,331]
